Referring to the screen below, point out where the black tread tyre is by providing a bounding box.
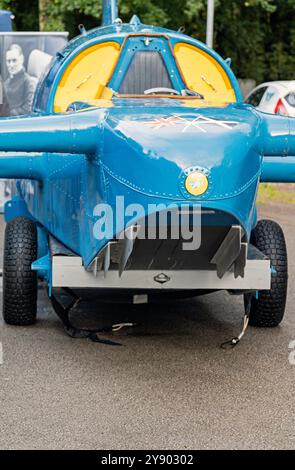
[248,219,287,327]
[2,217,38,326]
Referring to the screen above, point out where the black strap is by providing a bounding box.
[220,292,252,349]
[50,290,122,346]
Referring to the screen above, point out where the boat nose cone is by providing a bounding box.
[102,106,261,201]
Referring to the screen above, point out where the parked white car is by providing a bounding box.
[245,81,295,117]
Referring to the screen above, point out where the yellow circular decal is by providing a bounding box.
[185,171,209,196]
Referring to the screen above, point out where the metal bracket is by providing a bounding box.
[31,253,52,295]
[210,225,242,279]
[118,224,141,277]
[234,242,247,278]
[86,225,141,278]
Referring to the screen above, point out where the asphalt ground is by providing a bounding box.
[0,204,294,450]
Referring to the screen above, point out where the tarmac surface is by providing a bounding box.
[0,204,294,450]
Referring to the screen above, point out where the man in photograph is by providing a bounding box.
[4,43,37,116]
[0,75,10,116]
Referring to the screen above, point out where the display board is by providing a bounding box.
[0,32,69,211]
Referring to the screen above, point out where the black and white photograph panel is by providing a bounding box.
[0,33,68,117]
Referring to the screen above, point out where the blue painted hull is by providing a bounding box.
[10,100,262,266]
[0,16,294,276]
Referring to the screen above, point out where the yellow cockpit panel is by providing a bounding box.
[54,42,120,113]
[174,43,236,103]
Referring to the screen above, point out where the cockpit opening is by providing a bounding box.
[52,34,237,113]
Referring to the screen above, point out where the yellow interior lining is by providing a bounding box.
[54,41,120,113]
[174,42,236,103]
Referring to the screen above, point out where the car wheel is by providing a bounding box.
[246,219,288,327]
[2,217,38,325]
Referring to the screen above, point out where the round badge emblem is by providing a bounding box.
[185,171,209,196]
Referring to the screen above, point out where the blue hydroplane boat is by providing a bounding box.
[0,0,294,342]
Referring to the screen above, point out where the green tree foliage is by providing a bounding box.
[0,0,294,82]
[0,0,39,30]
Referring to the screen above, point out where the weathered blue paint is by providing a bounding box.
[4,194,34,222]
[0,9,13,32]
[31,254,51,292]
[102,0,118,26]
[0,6,294,275]
[261,157,295,182]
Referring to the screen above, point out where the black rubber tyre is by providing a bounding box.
[2,217,38,326]
[247,219,288,327]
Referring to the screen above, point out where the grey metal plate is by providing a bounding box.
[52,256,271,290]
